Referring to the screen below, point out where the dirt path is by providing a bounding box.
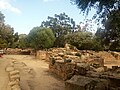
[0,55,65,90]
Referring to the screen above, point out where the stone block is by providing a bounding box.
[76,63,90,75]
[10,70,20,76]
[6,66,15,72]
[10,74,20,81]
[65,75,108,90]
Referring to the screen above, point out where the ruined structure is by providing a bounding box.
[46,45,120,90]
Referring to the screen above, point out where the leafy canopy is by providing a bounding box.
[71,0,120,20]
[27,27,55,50]
[0,11,19,49]
[41,12,76,37]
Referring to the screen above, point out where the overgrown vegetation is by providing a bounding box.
[0,0,120,51]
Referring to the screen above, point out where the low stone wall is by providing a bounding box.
[6,61,21,90]
[49,61,76,80]
[5,48,31,55]
[49,56,104,80]
[48,47,120,89]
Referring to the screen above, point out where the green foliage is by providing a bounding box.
[0,11,19,49]
[65,31,103,51]
[96,9,120,51]
[41,13,76,47]
[71,0,120,51]
[18,34,29,49]
[71,0,120,27]
[41,12,76,37]
[71,0,119,15]
[27,27,55,50]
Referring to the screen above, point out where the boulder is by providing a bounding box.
[65,75,108,90]
[75,63,90,75]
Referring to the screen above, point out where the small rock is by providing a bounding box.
[95,67,105,73]
[11,85,21,90]
[58,53,64,57]
[9,62,14,67]
[10,70,19,76]
[12,60,16,63]
[64,59,72,63]
[8,81,17,86]
[6,67,14,72]
[10,74,20,81]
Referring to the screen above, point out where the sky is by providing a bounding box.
[0,0,96,34]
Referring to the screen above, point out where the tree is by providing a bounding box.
[0,11,19,49]
[71,0,120,51]
[71,0,120,17]
[96,9,120,51]
[41,12,76,37]
[41,13,76,47]
[27,27,55,50]
[18,34,29,49]
[65,31,103,50]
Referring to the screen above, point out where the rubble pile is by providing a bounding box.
[48,44,104,80]
[47,44,120,90]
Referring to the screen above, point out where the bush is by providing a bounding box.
[27,27,55,50]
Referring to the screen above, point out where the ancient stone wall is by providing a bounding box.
[48,47,104,80]
[48,47,120,90]
[5,48,31,55]
[6,61,21,90]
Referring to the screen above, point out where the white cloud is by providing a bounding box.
[0,0,21,14]
[43,0,56,2]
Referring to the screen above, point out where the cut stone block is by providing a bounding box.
[65,75,108,90]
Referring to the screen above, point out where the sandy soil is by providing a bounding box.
[0,57,10,90]
[0,55,65,90]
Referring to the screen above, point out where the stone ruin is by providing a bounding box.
[46,45,120,90]
[5,48,31,55]
[6,60,35,90]
[110,51,120,60]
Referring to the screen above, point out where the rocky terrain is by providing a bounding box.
[0,45,120,90]
[0,55,65,90]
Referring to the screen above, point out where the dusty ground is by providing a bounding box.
[0,55,65,90]
[0,54,120,90]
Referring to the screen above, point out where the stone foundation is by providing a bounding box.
[6,61,21,90]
